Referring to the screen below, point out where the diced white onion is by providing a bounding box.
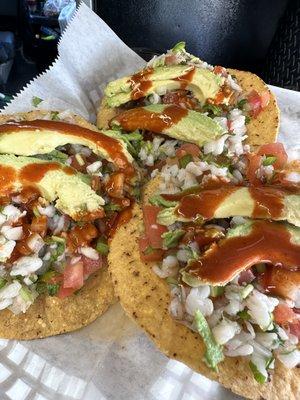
[10,256,43,276]
[212,319,241,345]
[278,349,300,368]
[79,246,99,260]
[1,226,23,241]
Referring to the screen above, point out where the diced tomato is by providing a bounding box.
[274,303,298,325]
[213,65,227,76]
[176,143,200,158]
[165,54,178,66]
[227,120,233,131]
[68,223,98,249]
[149,158,167,173]
[142,205,167,249]
[139,236,165,262]
[63,262,84,290]
[238,269,255,284]
[31,215,48,237]
[248,90,262,117]
[257,143,288,169]
[246,153,262,185]
[289,320,300,339]
[81,255,102,278]
[105,172,125,198]
[213,90,225,105]
[57,286,76,299]
[260,90,270,108]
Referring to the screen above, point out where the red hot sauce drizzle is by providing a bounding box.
[177,187,239,220]
[163,185,297,221]
[129,67,154,100]
[113,105,188,134]
[249,186,285,219]
[0,120,134,178]
[259,265,300,301]
[174,67,196,89]
[187,220,300,285]
[20,162,75,183]
[0,165,16,196]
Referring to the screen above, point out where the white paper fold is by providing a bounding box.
[0,3,299,400]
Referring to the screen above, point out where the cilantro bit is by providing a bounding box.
[210,286,225,297]
[51,111,60,121]
[96,239,109,256]
[47,283,59,296]
[179,154,193,169]
[202,104,222,117]
[262,156,277,166]
[237,99,247,109]
[237,310,251,320]
[104,204,121,212]
[144,245,154,255]
[0,277,6,290]
[32,96,43,107]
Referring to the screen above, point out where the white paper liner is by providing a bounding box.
[0,3,299,400]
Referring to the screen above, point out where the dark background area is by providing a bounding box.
[97,0,299,90]
[0,0,298,108]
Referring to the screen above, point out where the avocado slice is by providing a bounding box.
[186,220,300,285]
[0,120,132,169]
[105,65,223,108]
[160,186,300,227]
[112,104,226,146]
[0,155,104,221]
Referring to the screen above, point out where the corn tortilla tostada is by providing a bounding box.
[0,109,137,339]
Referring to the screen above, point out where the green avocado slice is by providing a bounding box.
[186,220,300,285]
[0,155,104,221]
[160,186,300,227]
[112,104,226,146]
[0,120,132,169]
[105,65,223,108]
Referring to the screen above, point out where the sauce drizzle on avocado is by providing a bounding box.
[187,220,300,285]
[0,120,134,177]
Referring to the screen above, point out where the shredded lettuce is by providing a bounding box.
[194,309,224,371]
[202,103,222,117]
[157,207,178,226]
[105,129,142,156]
[20,286,34,302]
[210,286,225,297]
[171,41,186,53]
[237,309,251,320]
[157,206,188,226]
[161,229,185,249]
[149,194,178,208]
[181,271,202,287]
[262,156,277,166]
[96,238,109,255]
[36,150,68,163]
[179,154,193,168]
[249,360,268,384]
[0,277,7,290]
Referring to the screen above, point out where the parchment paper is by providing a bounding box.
[0,3,299,400]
